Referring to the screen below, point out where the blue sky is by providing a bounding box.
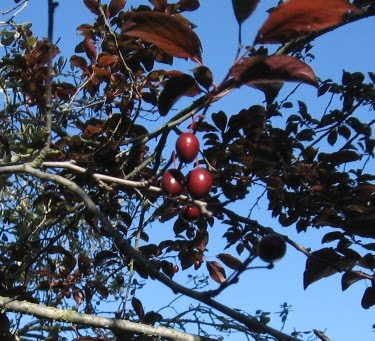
[1,0,374,340]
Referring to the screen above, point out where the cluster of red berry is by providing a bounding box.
[161,132,213,222]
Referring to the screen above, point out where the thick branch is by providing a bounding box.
[0,163,301,341]
[0,296,212,341]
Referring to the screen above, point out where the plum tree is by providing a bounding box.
[0,0,374,340]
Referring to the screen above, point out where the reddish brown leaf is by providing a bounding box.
[217,253,244,271]
[109,0,126,17]
[194,229,209,252]
[83,0,100,15]
[132,297,145,320]
[70,55,88,69]
[121,11,202,63]
[82,37,97,63]
[255,0,361,44]
[158,73,201,116]
[97,54,119,68]
[231,55,318,87]
[232,0,259,24]
[92,66,110,77]
[206,261,227,284]
[73,289,85,305]
[53,82,77,100]
[149,0,168,11]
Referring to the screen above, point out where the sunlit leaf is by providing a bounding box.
[255,0,361,44]
[217,253,244,271]
[207,261,227,284]
[122,11,202,62]
[231,55,318,87]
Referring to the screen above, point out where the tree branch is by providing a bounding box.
[0,295,214,341]
[0,163,302,341]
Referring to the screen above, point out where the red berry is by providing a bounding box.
[187,168,213,199]
[161,169,185,196]
[173,265,179,273]
[181,205,201,222]
[176,132,200,163]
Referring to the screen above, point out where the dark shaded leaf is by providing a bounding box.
[93,250,118,266]
[193,66,213,90]
[231,55,318,87]
[232,0,259,24]
[248,80,284,104]
[143,311,163,325]
[78,253,91,275]
[122,11,202,62]
[211,111,227,132]
[361,287,375,309]
[338,125,351,140]
[327,129,338,146]
[109,0,126,17]
[158,73,201,115]
[322,150,360,165]
[303,248,344,289]
[206,261,227,284]
[363,243,375,251]
[217,253,244,271]
[132,297,145,320]
[321,231,344,244]
[341,272,362,291]
[255,0,361,44]
[178,0,200,11]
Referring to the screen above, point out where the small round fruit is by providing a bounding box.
[181,205,201,222]
[173,265,179,273]
[161,169,185,196]
[176,132,200,163]
[187,168,213,199]
[257,234,287,263]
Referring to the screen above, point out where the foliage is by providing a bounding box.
[0,0,374,340]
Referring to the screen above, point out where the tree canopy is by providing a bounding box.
[0,0,374,340]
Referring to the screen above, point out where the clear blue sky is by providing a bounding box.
[2,0,374,340]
